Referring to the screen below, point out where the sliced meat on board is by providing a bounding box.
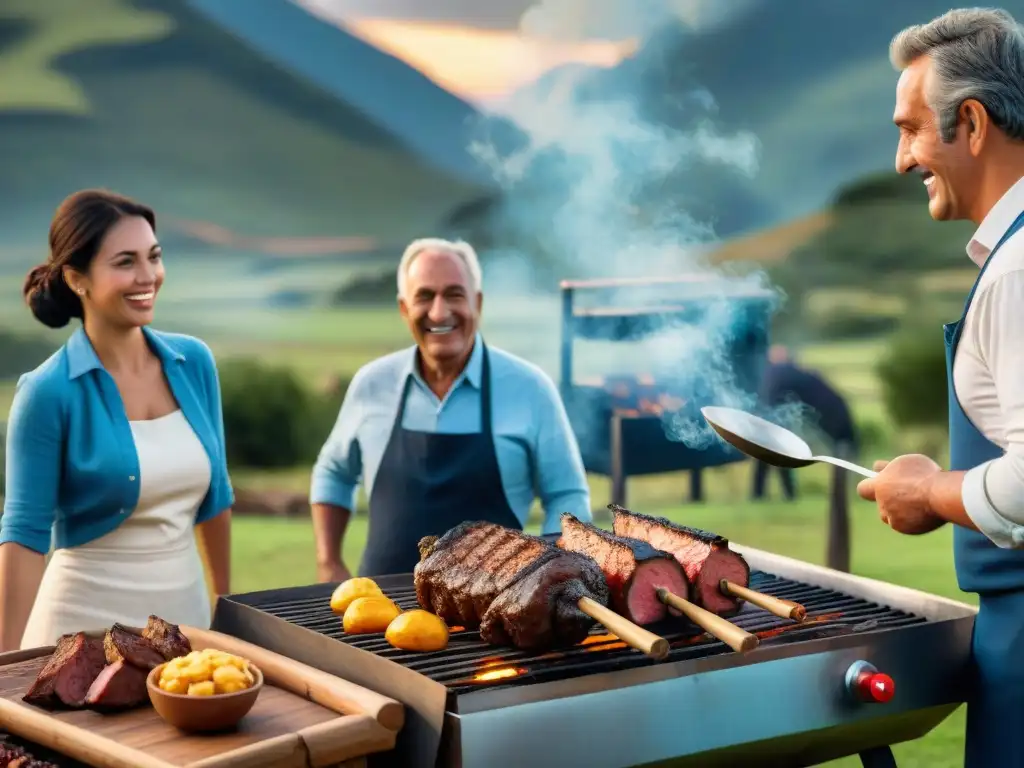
[22,633,106,710]
[414,521,611,650]
[84,660,150,711]
[557,513,690,625]
[612,506,750,616]
[141,615,191,660]
[103,624,164,670]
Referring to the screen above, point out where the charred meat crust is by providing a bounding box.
[141,615,192,661]
[560,512,676,562]
[103,624,165,670]
[414,521,611,649]
[608,504,729,547]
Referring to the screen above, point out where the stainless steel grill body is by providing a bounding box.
[212,545,976,768]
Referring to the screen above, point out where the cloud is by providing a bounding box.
[519,0,763,40]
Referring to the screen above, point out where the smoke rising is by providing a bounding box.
[469,0,812,451]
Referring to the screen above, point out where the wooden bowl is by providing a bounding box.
[147,661,263,733]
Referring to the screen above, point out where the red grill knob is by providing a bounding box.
[845,660,895,704]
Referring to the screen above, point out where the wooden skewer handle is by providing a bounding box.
[656,589,759,653]
[720,580,807,622]
[577,597,670,661]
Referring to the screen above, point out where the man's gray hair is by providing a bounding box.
[890,7,1024,142]
[396,238,483,299]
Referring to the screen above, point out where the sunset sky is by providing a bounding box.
[292,0,640,106]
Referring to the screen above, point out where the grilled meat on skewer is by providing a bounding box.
[611,505,750,615]
[415,521,610,650]
[557,513,690,625]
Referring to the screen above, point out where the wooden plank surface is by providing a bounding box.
[0,628,401,768]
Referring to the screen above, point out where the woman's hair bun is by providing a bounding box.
[23,263,77,329]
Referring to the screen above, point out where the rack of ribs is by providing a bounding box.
[414,521,611,650]
[611,505,750,616]
[557,513,690,625]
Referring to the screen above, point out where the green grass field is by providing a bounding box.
[229,496,969,768]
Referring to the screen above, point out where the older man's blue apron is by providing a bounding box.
[359,344,522,577]
[945,210,1024,767]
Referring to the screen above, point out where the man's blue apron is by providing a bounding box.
[358,343,523,577]
[945,209,1024,766]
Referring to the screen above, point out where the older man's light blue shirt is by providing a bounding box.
[310,336,591,534]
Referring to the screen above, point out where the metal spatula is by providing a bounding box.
[700,406,878,478]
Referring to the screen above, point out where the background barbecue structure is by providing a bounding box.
[557,276,775,507]
[0,0,1002,765]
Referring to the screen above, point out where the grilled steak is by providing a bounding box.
[22,633,106,710]
[415,521,611,650]
[0,743,60,767]
[141,615,191,660]
[557,513,690,625]
[84,660,150,711]
[612,505,750,616]
[103,624,164,670]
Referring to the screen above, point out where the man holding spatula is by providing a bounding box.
[857,8,1024,766]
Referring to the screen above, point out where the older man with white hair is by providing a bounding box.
[857,8,1024,765]
[310,238,591,578]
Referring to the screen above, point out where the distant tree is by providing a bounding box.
[876,318,948,430]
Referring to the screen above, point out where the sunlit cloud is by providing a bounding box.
[292,0,637,106]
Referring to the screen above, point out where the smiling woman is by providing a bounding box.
[0,189,235,652]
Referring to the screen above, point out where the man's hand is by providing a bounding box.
[317,560,352,584]
[857,454,946,535]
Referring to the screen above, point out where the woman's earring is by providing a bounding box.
[77,289,85,296]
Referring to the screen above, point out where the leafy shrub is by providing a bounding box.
[0,331,59,380]
[876,320,948,430]
[219,359,349,469]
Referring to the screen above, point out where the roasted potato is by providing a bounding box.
[330,577,384,615]
[385,609,449,652]
[158,648,257,696]
[342,596,401,634]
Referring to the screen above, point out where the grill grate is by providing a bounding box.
[239,571,927,695]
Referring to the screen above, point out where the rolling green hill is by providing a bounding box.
[0,0,488,271]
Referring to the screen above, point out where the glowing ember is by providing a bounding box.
[580,634,626,652]
[473,667,525,682]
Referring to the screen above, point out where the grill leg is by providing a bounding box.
[610,413,626,507]
[688,469,703,502]
[859,746,897,768]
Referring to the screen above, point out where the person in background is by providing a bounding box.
[752,345,858,501]
[859,9,1024,765]
[310,237,591,579]
[0,189,233,652]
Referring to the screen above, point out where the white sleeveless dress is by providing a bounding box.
[20,410,213,649]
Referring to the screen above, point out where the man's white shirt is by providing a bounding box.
[955,174,1024,548]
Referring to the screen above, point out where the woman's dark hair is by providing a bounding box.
[23,189,157,329]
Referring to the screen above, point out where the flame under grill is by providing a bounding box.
[244,571,926,694]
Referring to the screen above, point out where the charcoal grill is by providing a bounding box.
[212,544,975,768]
[558,276,775,505]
